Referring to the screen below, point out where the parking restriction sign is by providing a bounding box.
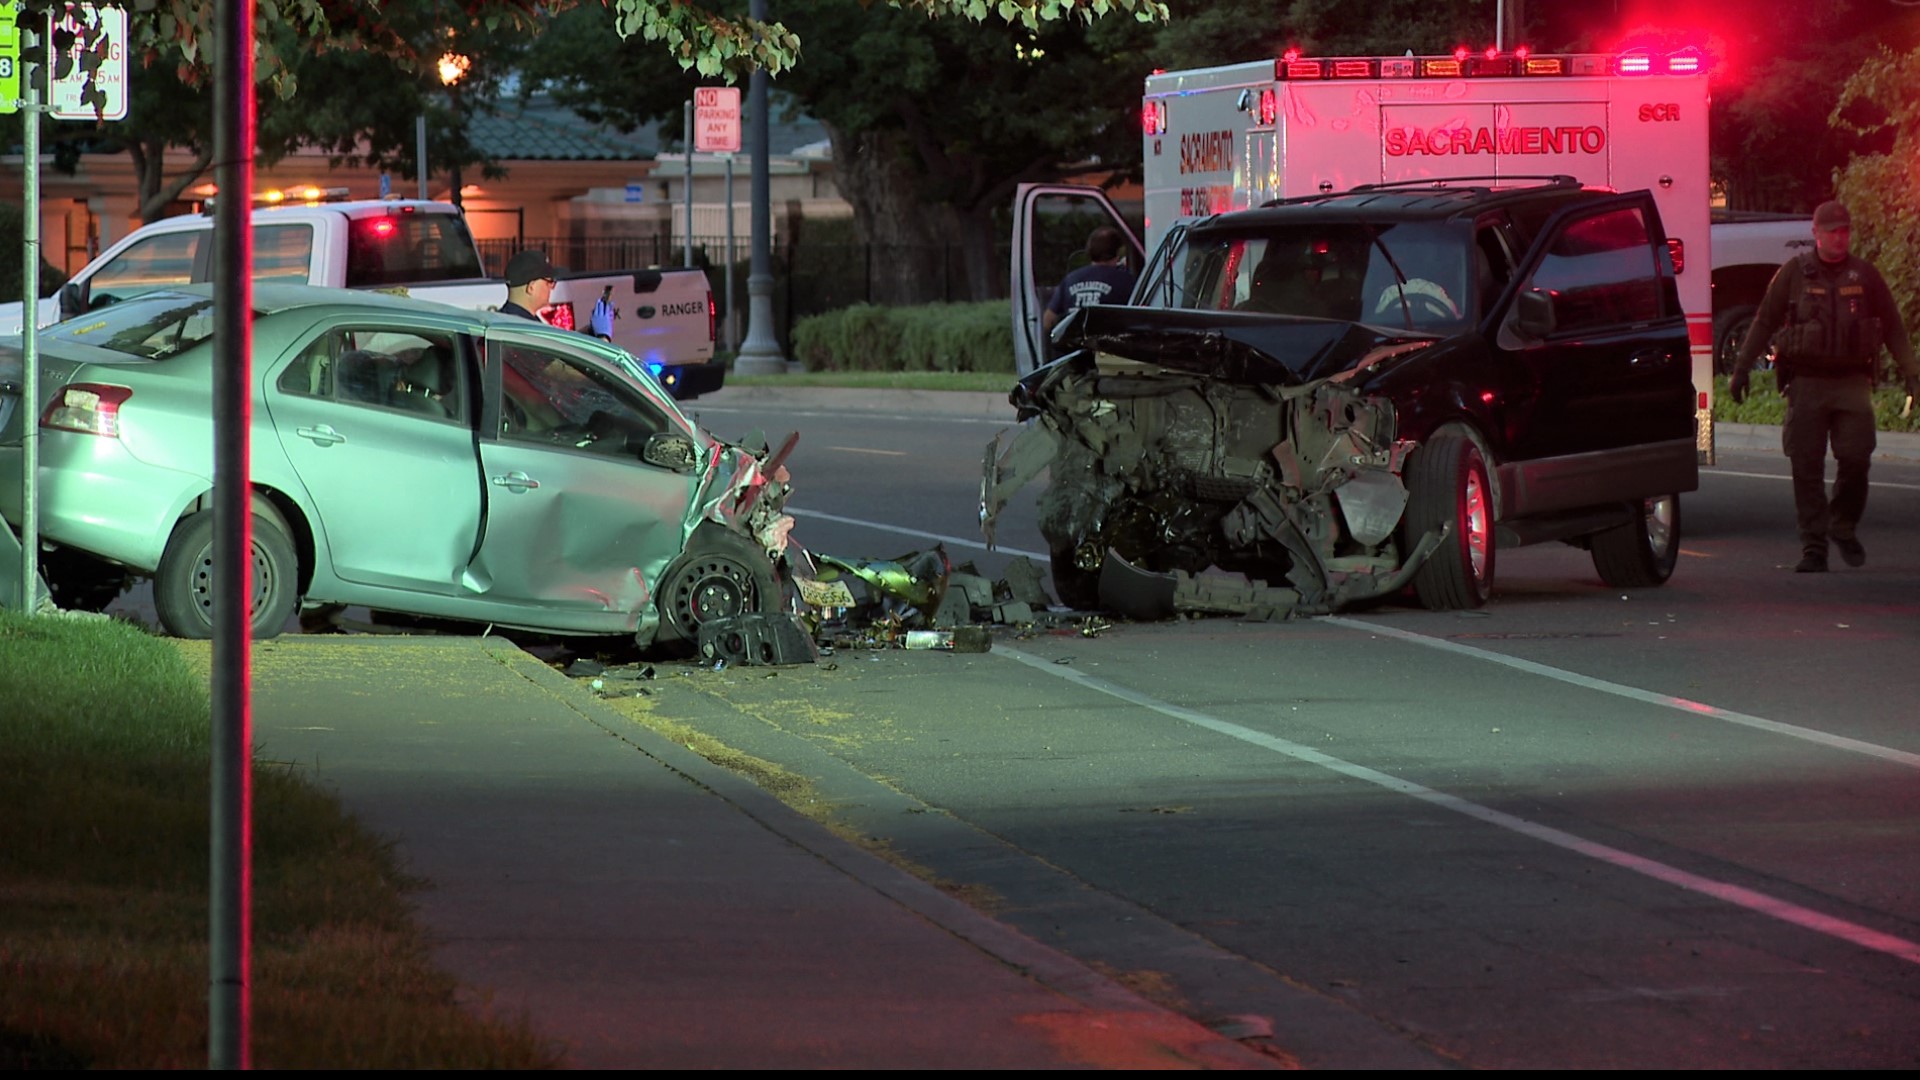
[48,2,127,121]
[694,86,741,154]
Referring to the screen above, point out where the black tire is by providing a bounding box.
[1401,434,1494,611]
[1049,541,1101,610]
[1591,494,1682,588]
[654,528,782,647]
[1713,305,1757,376]
[153,510,299,640]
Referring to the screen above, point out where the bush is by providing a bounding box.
[790,301,1014,374]
[0,203,70,305]
[1712,371,1919,433]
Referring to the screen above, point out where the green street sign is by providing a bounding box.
[0,4,20,116]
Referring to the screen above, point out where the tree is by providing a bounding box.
[1831,43,1920,343]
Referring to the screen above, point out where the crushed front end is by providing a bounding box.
[982,318,1447,619]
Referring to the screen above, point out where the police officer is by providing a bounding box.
[1729,200,1920,573]
[500,249,557,321]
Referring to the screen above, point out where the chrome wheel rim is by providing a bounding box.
[1645,495,1676,556]
[1464,467,1489,580]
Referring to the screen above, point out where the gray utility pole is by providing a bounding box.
[416,114,428,199]
[14,23,44,614]
[210,1,256,1068]
[683,99,695,268]
[733,0,788,374]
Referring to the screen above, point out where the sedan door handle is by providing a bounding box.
[295,424,347,446]
[490,470,541,492]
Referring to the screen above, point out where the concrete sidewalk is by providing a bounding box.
[246,635,1286,1069]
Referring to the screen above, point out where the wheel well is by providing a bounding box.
[180,486,316,596]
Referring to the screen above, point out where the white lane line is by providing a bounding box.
[787,506,1048,561]
[994,644,1920,966]
[826,446,909,457]
[1324,616,1920,771]
[1709,469,1920,492]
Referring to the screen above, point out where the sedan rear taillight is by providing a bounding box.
[42,383,133,437]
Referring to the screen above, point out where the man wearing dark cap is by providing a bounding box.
[1729,200,1920,573]
[500,249,558,321]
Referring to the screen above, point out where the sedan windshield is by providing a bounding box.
[1153,221,1473,333]
[48,292,223,359]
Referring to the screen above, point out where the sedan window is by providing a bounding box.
[494,341,666,455]
[278,327,466,422]
[50,293,219,359]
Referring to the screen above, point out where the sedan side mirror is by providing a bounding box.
[641,431,701,471]
[57,281,89,321]
[1514,288,1556,338]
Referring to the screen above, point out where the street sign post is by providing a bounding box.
[48,2,126,121]
[694,86,742,153]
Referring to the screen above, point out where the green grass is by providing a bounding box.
[0,611,556,1068]
[727,368,1014,393]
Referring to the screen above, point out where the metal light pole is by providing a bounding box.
[210,0,256,1067]
[734,0,788,374]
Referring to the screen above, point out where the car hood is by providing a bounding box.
[1052,305,1435,386]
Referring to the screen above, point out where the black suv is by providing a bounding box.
[985,178,1698,616]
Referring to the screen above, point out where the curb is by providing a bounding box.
[1716,422,1920,462]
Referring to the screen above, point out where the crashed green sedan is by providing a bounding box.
[0,284,796,646]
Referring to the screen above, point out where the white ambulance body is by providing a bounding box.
[1134,49,1715,447]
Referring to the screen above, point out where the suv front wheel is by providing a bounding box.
[1402,434,1494,610]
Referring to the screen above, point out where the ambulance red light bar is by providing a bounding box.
[1274,49,1707,81]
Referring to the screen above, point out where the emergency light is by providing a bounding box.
[1274,47,1712,80]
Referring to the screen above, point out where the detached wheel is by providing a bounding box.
[1401,434,1494,611]
[1591,494,1682,588]
[655,528,781,647]
[153,509,299,640]
[1713,305,1757,376]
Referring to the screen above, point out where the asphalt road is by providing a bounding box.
[93,393,1920,1066]
[663,394,1920,1068]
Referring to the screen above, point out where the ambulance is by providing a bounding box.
[1012,46,1717,456]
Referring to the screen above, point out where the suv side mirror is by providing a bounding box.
[641,431,701,471]
[57,282,89,321]
[1514,288,1556,338]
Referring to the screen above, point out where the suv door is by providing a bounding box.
[1011,184,1144,376]
[1495,194,1693,465]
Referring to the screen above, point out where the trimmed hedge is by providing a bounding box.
[790,301,1015,374]
[1712,372,1920,433]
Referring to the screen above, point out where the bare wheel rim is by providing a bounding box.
[187,539,278,623]
[1464,466,1489,580]
[672,556,756,629]
[1645,495,1676,556]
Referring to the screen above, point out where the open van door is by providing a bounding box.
[1011,184,1144,377]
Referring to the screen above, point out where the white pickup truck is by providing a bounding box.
[0,196,726,398]
[1710,210,1813,374]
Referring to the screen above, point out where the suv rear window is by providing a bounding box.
[345,213,485,288]
[49,293,224,360]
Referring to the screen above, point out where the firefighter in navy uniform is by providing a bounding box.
[1729,201,1920,573]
